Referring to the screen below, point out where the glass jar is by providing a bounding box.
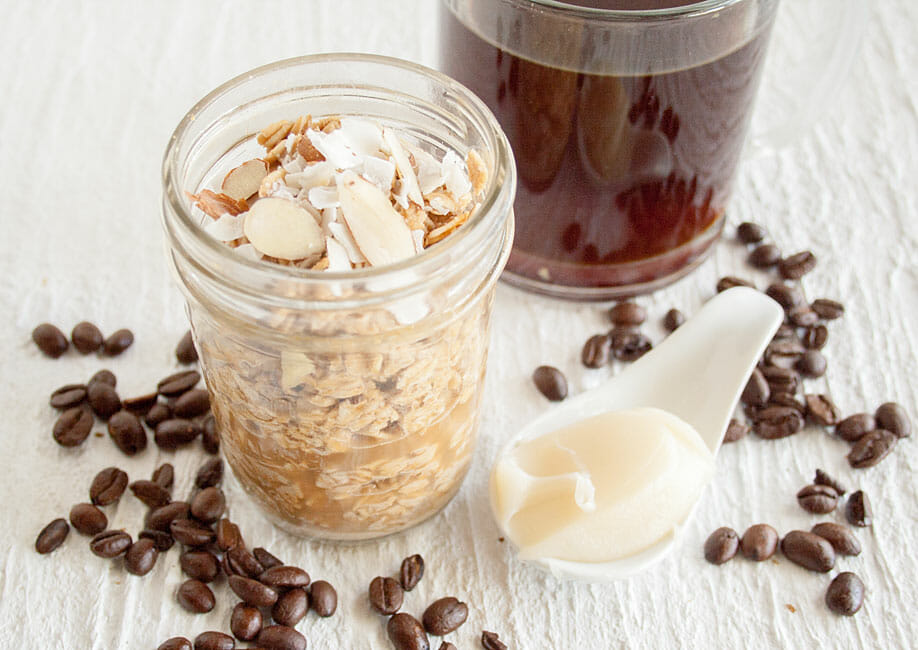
[161,54,516,540]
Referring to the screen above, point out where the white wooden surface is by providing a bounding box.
[1,1,916,648]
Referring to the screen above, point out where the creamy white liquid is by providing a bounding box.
[491,407,714,563]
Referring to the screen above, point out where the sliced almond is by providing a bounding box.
[221,159,269,201]
[337,170,415,266]
[187,189,248,220]
[383,128,423,206]
[243,197,325,260]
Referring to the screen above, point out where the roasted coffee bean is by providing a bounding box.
[90,466,128,505]
[765,283,804,311]
[847,429,896,469]
[811,298,844,320]
[147,501,190,532]
[802,324,828,350]
[662,308,685,332]
[481,631,508,650]
[158,370,201,397]
[309,580,337,617]
[32,323,69,358]
[123,392,158,416]
[716,276,754,292]
[723,418,749,443]
[749,243,781,268]
[753,406,804,439]
[158,638,192,650]
[102,328,134,356]
[581,334,611,368]
[71,321,104,354]
[439,643,457,650]
[50,384,87,409]
[611,329,652,362]
[805,394,841,426]
[609,301,646,326]
[216,518,242,551]
[230,575,278,607]
[845,490,873,527]
[87,381,121,420]
[764,340,805,367]
[193,631,234,650]
[811,523,861,556]
[176,330,198,364]
[369,576,403,615]
[795,349,827,378]
[788,306,819,328]
[174,389,211,419]
[139,529,175,552]
[195,458,224,489]
[836,413,875,442]
[826,572,864,616]
[130,480,171,508]
[53,406,93,447]
[177,579,215,613]
[779,250,817,279]
[181,549,220,582]
[423,597,468,635]
[781,530,835,572]
[260,565,310,589]
[814,469,846,495]
[740,524,778,561]
[741,368,770,407]
[797,484,839,514]
[69,503,107,536]
[761,366,800,393]
[737,221,766,244]
[254,547,283,569]
[201,414,220,454]
[155,418,202,449]
[125,538,158,576]
[90,529,132,558]
[768,392,806,414]
[170,519,216,547]
[272,588,308,627]
[88,369,117,388]
[231,603,263,641]
[226,546,265,578]
[875,402,911,438]
[152,463,175,490]
[256,625,307,650]
[191,486,225,524]
[35,518,69,554]
[387,613,429,650]
[145,402,173,428]
[400,554,425,591]
[704,527,739,565]
[108,410,147,456]
[532,365,567,401]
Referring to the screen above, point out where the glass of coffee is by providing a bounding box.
[439,0,860,299]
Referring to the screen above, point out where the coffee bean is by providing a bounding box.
[155,418,202,449]
[387,613,429,650]
[847,429,896,469]
[123,392,158,416]
[423,597,468,635]
[802,324,828,350]
[190,486,225,524]
[740,524,778,561]
[716,276,754,292]
[177,579,215,613]
[779,250,817,279]
[50,384,87,410]
[805,394,840,426]
[88,369,117,388]
[71,321,104,354]
[835,413,874,442]
[253,547,283,570]
[764,283,804,311]
[795,350,827,378]
[69,503,107,536]
[145,402,173,428]
[761,366,800,393]
[174,389,211,418]
[400,554,425,591]
[826,572,864,616]
[108,410,147,455]
[103,328,134,356]
[90,530,132,558]
[662,308,685,332]
[764,340,805,368]
[226,546,265,578]
[749,243,781,268]
[753,406,804,439]
[609,302,646,326]
[231,602,263,641]
[704,527,739,564]
[875,402,911,438]
[845,490,873,527]
[158,638,192,650]
[737,222,766,244]
[193,631,234,650]
[138,529,175,552]
[581,334,611,368]
[152,463,174,490]
[216,518,243,551]
[90,467,128,505]
[611,329,652,362]
[481,631,508,650]
[170,519,216,547]
[125,538,158,576]
[195,458,224,489]
[201,414,220,454]
[811,523,861,556]
[741,368,770,407]
[369,576,403,615]
[797,484,839,514]
[87,382,121,420]
[309,580,337,617]
[229,574,278,607]
[32,323,69,358]
[256,625,307,650]
[723,418,749,443]
[439,644,457,650]
[147,501,190,532]
[130,480,171,508]
[768,392,806,414]
[260,565,310,589]
[780,530,835,572]
[35,518,69,554]
[272,588,308,627]
[180,549,220,582]
[158,369,201,397]
[788,306,819,328]
[53,406,94,447]
[814,469,846,496]
[811,298,844,320]
[532,366,567,401]
[176,330,198,364]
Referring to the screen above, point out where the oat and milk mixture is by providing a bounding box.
[187,116,492,537]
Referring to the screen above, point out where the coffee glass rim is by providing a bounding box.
[525,0,745,20]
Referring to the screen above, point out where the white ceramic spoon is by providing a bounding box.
[490,287,784,581]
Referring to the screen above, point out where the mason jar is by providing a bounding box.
[161,54,516,540]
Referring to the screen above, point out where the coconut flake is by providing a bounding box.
[442,149,472,199]
[362,155,396,193]
[307,129,361,169]
[234,243,261,261]
[338,117,385,157]
[282,154,307,174]
[383,128,423,206]
[327,222,367,265]
[307,185,340,210]
[286,161,335,192]
[325,236,352,272]
[410,229,426,255]
[408,145,446,195]
[205,213,246,241]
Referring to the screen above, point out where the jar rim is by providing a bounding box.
[524,0,745,20]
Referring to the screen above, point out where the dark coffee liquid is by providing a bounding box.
[440,3,773,291]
